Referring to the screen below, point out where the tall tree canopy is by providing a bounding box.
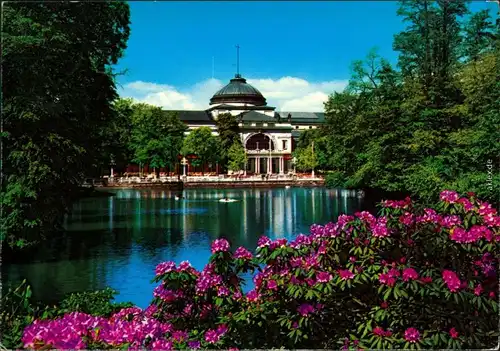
[129,104,187,177]
[182,127,220,175]
[315,1,499,203]
[227,141,248,173]
[1,2,131,249]
[214,113,241,172]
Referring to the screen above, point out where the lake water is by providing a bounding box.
[2,187,369,309]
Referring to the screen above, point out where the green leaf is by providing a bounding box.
[383,287,392,300]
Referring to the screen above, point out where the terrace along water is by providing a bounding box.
[2,187,373,309]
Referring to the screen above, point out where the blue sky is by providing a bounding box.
[117,1,497,112]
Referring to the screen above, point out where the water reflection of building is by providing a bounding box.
[96,188,363,251]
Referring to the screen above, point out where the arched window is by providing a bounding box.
[246,133,275,150]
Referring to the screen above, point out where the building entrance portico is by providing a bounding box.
[244,133,289,174]
[246,154,289,174]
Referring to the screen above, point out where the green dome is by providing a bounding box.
[210,74,267,106]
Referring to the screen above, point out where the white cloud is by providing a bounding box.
[119,76,348,112]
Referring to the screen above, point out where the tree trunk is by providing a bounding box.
[155,167,160,179]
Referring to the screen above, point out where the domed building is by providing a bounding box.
[165,73,325,175]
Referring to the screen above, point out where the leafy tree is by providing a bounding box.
[99,98,135,175]
[294,143,318,173]
[393,0,468,107]
[322,2,498,204]
[461,9,496,62]
[129,104,187,177]
[182,127,220,175]
[1,2,130,250]
[295,130,330,171]
[214,113,241,172]
[227,141,247,173]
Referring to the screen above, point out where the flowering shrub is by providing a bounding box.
[22,191,499,349]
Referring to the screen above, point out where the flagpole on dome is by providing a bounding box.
[235,44,241,78]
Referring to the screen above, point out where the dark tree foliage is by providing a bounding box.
[214,113,241,172]
[129,104,187,177]
[302,2,499,204]
[1,2,131,249]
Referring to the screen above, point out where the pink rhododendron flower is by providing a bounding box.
[144,304,158,318]
[317,242,328,255]
[316,271,333,283]
[151,340,173,350]
[233,246,252,260]
[416,208,442,224]
[177,260,192,271]
[387,268,400,277]
[440,190,459,203]
[211,238,230,253]
[269,238,287,250]
[216,324,228,336]
[450,225,492,243]
[404,328,421,343]
[440,215,462,228]
[297,303,315,316]
[402,268,419,282]
[155,261,176,276]
[449,328,459,339]
[337,214,355,229]
[338,269,355,280]
[478,201,496,216]
[378,273,396,287]
[305,277,316,286]
[373,327,385,336]
[356,211,376,226]
[290,234,312,248]
[111,307,143,322]
[399,212,414,226]
[257,236,271,247]
[246,290,260,302]
[205,329,220,344]
[153,285,181,303]
[382,197,411,209]
[458,197,474,212]
[483,214,500,227]
[233,290,243,300]
[267,279,278,290]
[217,286,230,297]
[442,270,461,292]
[373,327,392,337]
[474,284,483,296]
[371,217,390,238]
[304,254,320,269]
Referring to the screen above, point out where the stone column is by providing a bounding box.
[256,157,260,174]
[279,157,284,174]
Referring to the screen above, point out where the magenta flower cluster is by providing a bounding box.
[211,238,230,253]
[442,270,462,292]
[22,311,179,350]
